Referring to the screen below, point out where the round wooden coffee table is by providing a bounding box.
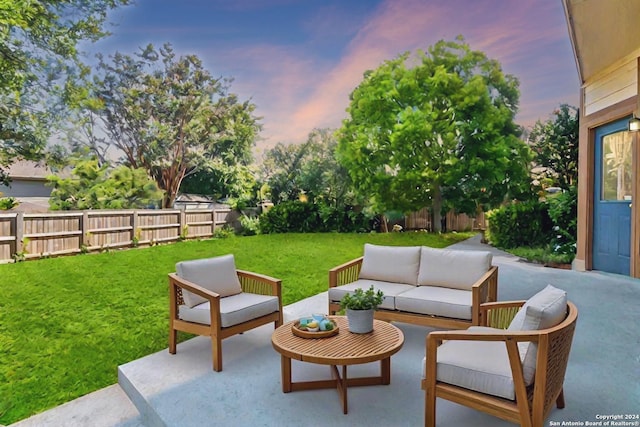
[271,316,404,414]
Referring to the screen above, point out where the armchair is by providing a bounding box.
[422,285,578,427]
[169,254,283,371]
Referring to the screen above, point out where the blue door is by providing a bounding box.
[593,119,633,275]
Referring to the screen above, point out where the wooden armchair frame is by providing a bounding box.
[328,256,498,329]
[422,300,578,427]
[169,269,283,372]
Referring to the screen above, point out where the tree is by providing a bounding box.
[0,0,130,184]
[261,128,356,206]
[528,104,579,189]
[48,158,161,210]
[179,161,259,208]
[336,37,532,231]
[71,43,260,208]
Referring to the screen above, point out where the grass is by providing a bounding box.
[506,245,575,265]
[0,231,473,424]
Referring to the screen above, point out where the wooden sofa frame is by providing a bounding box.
[422,300,578,427]
[328,256,498,329]
[169,269,283,371]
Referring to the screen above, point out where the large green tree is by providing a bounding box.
[69,43,260,208]
[336,37,532,231]
[528,104,579,189]
[0,0,130,184]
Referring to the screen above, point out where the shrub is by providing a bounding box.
[259,200,321,233]
[238,215,261,236]
[486,200,553,248]
[259,201,375,234]
[318,204,375,233]
[547,186,577,255]
[0,197,19,210]
[212,225,235,239]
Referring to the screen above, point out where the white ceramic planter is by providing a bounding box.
[346,308,374,333]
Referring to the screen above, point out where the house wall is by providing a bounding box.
[584,57,637,116]
[575,56,640,277]
[0,179,52,198]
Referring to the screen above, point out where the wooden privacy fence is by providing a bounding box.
[0,208,238,263]
[404,208,486,232]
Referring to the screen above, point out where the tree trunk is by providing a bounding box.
[432,186,443,233]
[380,214,389,233]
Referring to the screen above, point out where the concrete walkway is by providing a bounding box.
[9,235,640,426]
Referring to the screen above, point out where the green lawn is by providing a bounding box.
[0,231,473,424]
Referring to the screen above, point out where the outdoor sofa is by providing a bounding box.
[328,244,498,329]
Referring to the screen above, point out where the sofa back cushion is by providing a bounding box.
[507,284,568,385]
[417,247,492,290]
[176,254,243,307]
[358,244,421,285]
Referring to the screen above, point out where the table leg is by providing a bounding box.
[281,355,292,393]
[381,357,391,385]
[331,365,349,414]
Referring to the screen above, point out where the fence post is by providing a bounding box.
[212,208,216,234]
[81,211,89,249]
[15,212,24,259]
[132,210,139,246]
[179,208,186,239]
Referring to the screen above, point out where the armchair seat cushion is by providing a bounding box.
[328,279,415,310]
[423,326,522,400]
[179,293,280,328]
[395,286,472,320]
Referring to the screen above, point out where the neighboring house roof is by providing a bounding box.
[7,197,51,213]
[563,0,640,84]
[175,194,214,203]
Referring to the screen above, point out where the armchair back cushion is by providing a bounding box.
[507,284,568,384]
[417,247,492,290]
[176,254,243,307]
[358,244,421,285]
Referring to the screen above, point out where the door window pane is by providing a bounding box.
[602,131,632,201]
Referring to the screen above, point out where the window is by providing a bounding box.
[602,131,632,201]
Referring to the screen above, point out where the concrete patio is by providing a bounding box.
[10,235,640,426]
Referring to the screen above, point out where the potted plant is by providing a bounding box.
[340,285,384,333]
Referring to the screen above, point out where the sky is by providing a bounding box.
[87,0,580,158]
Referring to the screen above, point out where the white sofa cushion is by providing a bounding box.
[508,284,568,331]
[395,286,472,320]
[176,254,243,307]
[424,325,520,400]
[179,293,279,328]
[417,247,492,291]
[507,284,568,384]
[329,279,415,311]
[358,244,421,285]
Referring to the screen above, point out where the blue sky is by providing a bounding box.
[87,0,580,157]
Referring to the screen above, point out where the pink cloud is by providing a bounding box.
[214,0,580,154]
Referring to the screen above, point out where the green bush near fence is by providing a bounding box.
[258,200,374,233]
[486,200,554,248]
[0,231,472,424]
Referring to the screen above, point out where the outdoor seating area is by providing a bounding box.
[11,235,640,427]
